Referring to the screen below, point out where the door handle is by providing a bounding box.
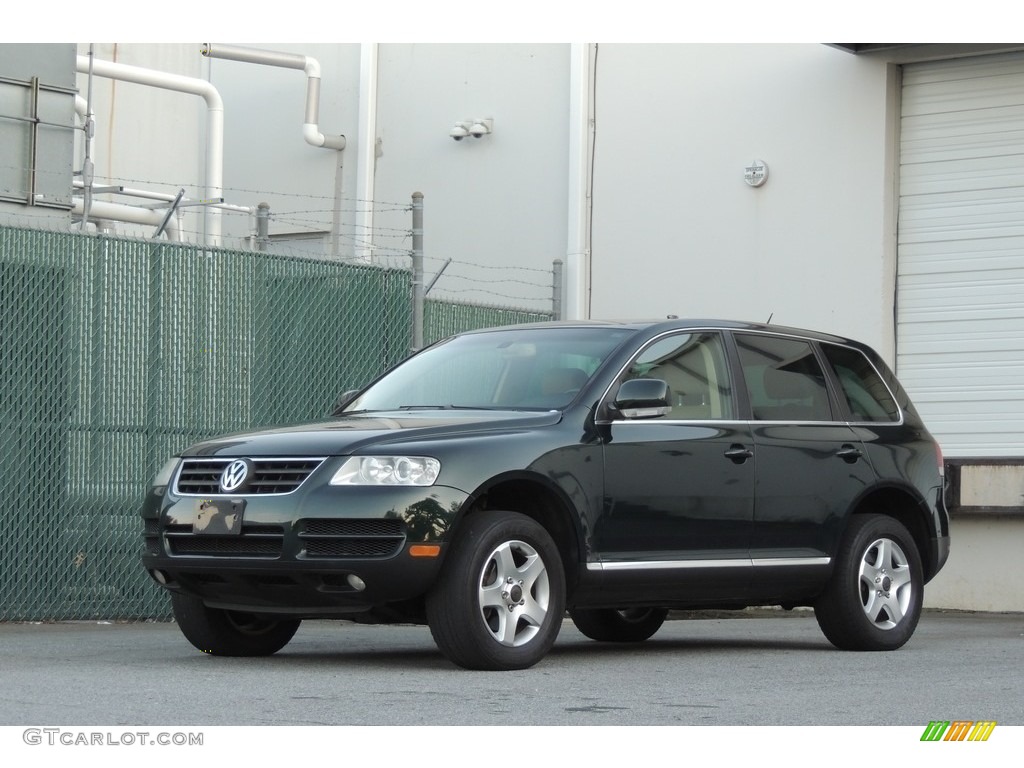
[836,444,863,463]
[724,445,753,463]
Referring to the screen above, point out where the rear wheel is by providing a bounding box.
[814,514,923,651]
[570,607,668,642]
[171,593,300,656]
[426,511,565,670]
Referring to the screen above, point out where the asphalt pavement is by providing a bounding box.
[1,608,1021,727]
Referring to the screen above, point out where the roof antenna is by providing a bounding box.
[766,312,774,324]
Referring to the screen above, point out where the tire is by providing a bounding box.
[570,607,668,642]
[426,511,566,670]
[814,514,923,651]
[171,593,301,657]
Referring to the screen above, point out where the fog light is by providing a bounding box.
[151,569,168,585]
[347,574,366,591]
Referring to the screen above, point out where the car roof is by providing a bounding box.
[457,318,862,347]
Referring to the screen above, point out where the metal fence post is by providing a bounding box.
[552,259,564,320]
[256,202,270,252]
[411,192,424,351]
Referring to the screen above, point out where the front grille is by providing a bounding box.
[143,517,161,556]
[169,538,283,557]
[164,523,285,559]
[174,458,324,496]
[299,518,406,559]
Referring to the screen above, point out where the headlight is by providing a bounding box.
[330,456,441,486]
[150,457,180,488]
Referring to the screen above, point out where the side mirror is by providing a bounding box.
[614,378,671,419]
[331,389,361,415]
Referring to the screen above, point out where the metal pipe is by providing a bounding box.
[256,202,270,252]
[71,198,181,241]
[411,192,424,352]
[355,43,379,262]
[566,43,595,320]
[75,54,224,247]
[80,45,96,229]
[552,259,564,320]
[200,43,346,151]
[27,77,38,205]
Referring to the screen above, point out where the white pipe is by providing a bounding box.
[355,43,378,263]
[71,198,181,241]
[200,43,346,151]
[73,95,95,163]
[566,43,594,320]
[75,54,224,247]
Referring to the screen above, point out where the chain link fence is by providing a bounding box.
[0,225,552,621]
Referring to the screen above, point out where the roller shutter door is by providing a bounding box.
[897,51,1024,458]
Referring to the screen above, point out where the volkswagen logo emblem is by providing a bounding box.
[220,459,251,493]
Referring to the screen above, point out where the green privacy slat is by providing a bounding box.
[0,225,551,621]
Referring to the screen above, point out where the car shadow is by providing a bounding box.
[182,627,834,672]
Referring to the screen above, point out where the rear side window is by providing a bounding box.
[735,334,833,421]
[821,344,900,423]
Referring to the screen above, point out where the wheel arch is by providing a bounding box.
[448,471,585,599]
[848,484,940,581]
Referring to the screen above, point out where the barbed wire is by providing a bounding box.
[1,161,558,310]
[0,162,417,214]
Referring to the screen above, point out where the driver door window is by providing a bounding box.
[625,332,734,420]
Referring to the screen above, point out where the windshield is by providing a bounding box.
[344,327,634,412]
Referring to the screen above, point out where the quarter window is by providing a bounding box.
[624,332,734,419]
[735,334,833,421]
[821,344,900,422]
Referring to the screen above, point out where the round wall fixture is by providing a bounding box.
[744,160,768,187]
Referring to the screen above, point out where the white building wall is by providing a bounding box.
[589,44,897,360]
[70,43,569,310]
[925,517,1024,611]
[204,43,362,253]
[371,43,570,309]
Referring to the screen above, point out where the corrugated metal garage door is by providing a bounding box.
[898,51,1024,458]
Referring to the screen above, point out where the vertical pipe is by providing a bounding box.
[256,202,270,251]
[552,259,564,320]
[28,77,39,204]
[411,192,424,352]
[566,43,595,320]
[356,43,379,263]
[81,45,96,230]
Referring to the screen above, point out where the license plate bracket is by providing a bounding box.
[193,498,246,535]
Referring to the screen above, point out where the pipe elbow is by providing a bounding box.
[303,57,321,79]
[303,123,346,151]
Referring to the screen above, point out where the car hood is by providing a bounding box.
[181,409,564,457]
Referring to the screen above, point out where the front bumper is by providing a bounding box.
[141,480,469,616]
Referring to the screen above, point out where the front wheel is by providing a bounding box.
[171,593,301,656]
[570,607,668,642]
[426,511,566,670]
[814,514,923,651]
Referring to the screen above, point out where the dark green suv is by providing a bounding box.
[142,320,950,670]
